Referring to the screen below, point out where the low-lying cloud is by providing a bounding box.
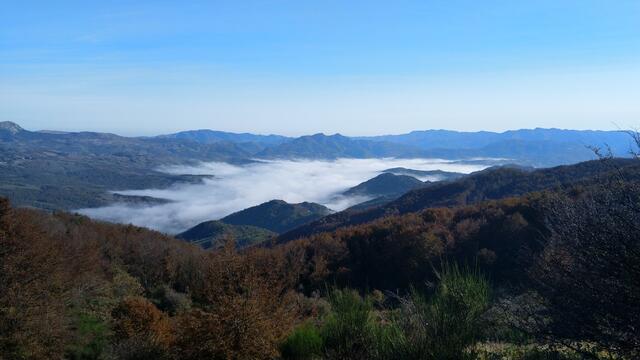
[78,158,490,234]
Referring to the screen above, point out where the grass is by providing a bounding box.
[281,263,492,360]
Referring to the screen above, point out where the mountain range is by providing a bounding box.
[166,126,634,165]
[0,121,635,211]
[255,133,426,159]
[359,128,633,152]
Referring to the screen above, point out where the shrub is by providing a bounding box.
[530,185,640,357]
[392,263,491,360]
[320,289,378,360]
[65,313,109,360]
[280,322,323,360]
[150,285,192,315]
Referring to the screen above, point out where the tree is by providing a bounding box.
[110,296,173,359]
[522,138,640,358]
[172,239,296,359]
[390,264,490,360]
[529,180,640,357]
[0,199,71,359]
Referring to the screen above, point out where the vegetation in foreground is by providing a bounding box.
[1,155,639,359]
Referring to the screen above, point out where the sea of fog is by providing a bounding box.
[78,158,491,234]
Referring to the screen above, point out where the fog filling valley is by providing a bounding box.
[79,158,490,234]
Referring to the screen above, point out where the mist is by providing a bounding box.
[78,158,490,234]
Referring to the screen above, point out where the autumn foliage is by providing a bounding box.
[1,160,639,359]
[0,199,297,359]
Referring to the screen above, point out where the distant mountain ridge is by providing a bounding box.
[0,121,636,211]
[159,129,290,145]
[255,133,426,159]
[359,128,632,153]
[248,129,633,166]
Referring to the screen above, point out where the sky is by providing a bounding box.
[1,0,640,136]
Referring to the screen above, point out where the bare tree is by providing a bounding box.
[524,133,640,357]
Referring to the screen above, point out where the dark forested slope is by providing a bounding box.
[2,154,639,358]
[279,158,640,242]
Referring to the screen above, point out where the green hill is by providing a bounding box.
[176,220,275,249]
[343,173,425,198]
[221,199,332,233]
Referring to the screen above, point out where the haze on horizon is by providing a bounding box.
[2,1,640,136]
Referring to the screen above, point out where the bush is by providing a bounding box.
[65,313,109,360]
[284,266,491,360]
[321,289,377,360]
[282,289,402,360]
[530,185,640,357]
[150,285,192,315]
[392,263,491,360]
[280,322,323,360]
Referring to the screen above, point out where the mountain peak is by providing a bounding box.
[0,121,24,134]
[307,133,346,139]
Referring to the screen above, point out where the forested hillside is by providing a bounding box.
[279,158,640,241]
[2,156,639,359]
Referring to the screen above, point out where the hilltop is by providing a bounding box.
[176,220,275,249]
[219,199,332,233]
[343,173,425,198]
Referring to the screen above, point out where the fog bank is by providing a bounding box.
[79,158,490,234]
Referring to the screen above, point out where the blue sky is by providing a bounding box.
[1,1,640,135]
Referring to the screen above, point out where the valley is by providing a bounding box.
[1,121,634,236]
[2,122,639,359]
[3,3,639,358]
